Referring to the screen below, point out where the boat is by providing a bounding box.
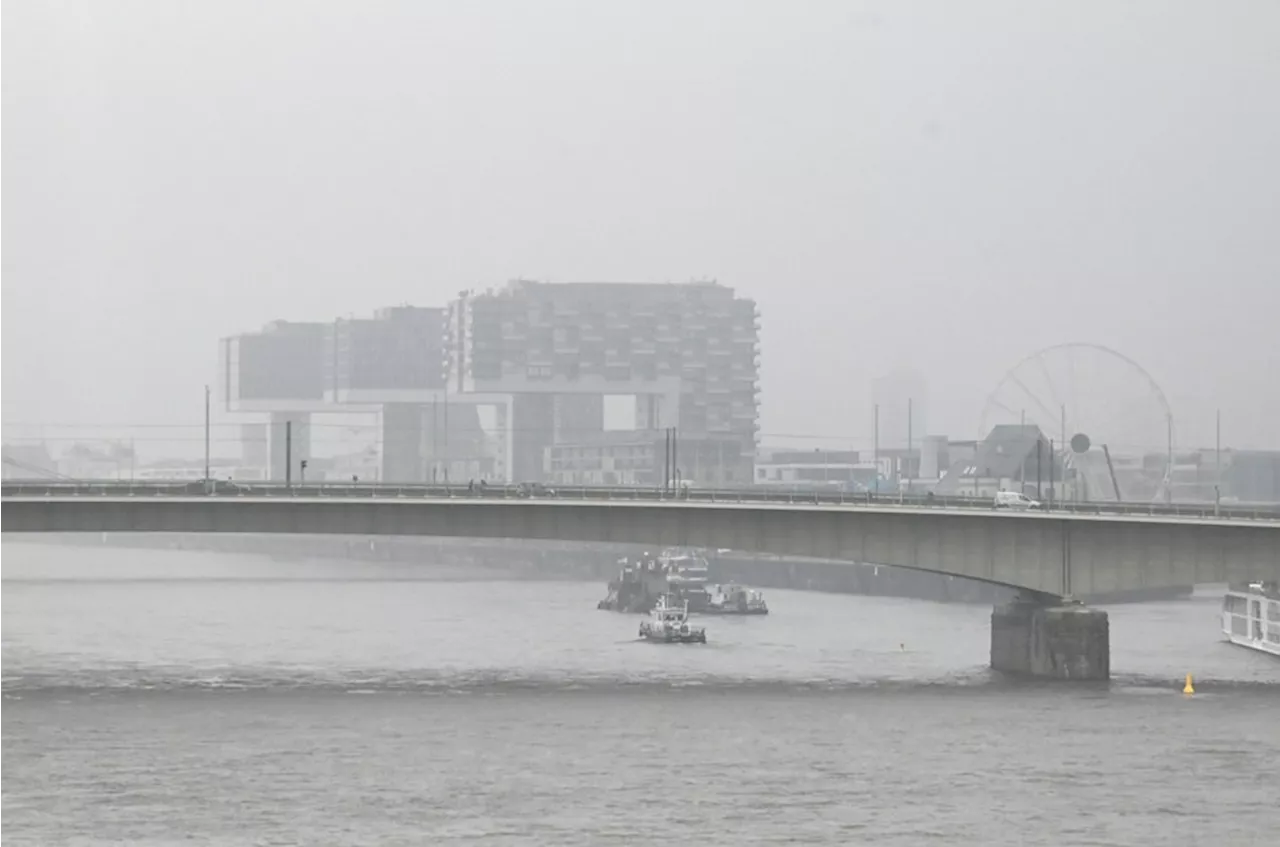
[704,583,769,615]
[597,553,670,612]
[597,548,712,613]
[638,594,707,644]
[660,549,712,611]
[1221,582,1280,656]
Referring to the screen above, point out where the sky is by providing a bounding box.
[4,0,1279,453]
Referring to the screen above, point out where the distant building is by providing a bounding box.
[872,370,929,450]
[219,280,763,485]
[2,443,57,480]
[325,306,447,400]
[935,425,1058,497]
[1223,450,1280,504]
[754,448,868,487]
[223,320,328,406]
[546,430,750,487]
[57,442,137,480]
[220,320,328,481]
[449,280,760,481]
[132,463,267,482]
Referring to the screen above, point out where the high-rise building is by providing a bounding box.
[224,309,486,483]
[325,306,446,401]
[220,280,762,485]
[448,280,760,482]
[872,370,929,451]
[220,321,328,480]
[323,305,491,482]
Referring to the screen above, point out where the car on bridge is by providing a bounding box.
[516,482,556,498]
[994,490,1041,510]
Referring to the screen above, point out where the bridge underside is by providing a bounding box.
[3,497,1275,599]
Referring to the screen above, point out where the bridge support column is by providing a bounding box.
[382,404,426,483]
[990,599,1109,681]
[268,413,310,483]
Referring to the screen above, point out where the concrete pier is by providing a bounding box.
[990,600,1110,680]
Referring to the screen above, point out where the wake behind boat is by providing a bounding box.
[1222,582,1280,656]
[638,594,707,644]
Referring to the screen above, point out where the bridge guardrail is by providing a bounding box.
[4,479,1278,521]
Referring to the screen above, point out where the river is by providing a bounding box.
[3,541,1277,845]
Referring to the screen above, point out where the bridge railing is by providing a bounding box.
[4,479,1278,521]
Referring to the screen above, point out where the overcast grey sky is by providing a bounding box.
[4,0,1278,450]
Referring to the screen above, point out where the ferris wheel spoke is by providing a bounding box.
[987,396,1021,420]
[1035,354,1066,420]
[1007,372,1060,431]
[1067,350,1080,433]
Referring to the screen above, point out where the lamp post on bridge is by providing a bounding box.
[873,403,880,496]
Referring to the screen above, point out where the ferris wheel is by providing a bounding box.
[978,343,1174,502]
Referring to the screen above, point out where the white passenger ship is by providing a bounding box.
[1221,582,1280,656]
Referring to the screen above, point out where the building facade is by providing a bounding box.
[754,448,865,487]
[220,280,762,485]
[545,430,751,488]
[449,280,760,481]
[324,306,447,401]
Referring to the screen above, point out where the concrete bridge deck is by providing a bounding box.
[4,494,1277,599]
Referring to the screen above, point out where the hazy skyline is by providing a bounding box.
[5,1,1279,450]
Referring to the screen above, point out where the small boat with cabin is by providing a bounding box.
[704,583,769,615]
[638,594,707,644]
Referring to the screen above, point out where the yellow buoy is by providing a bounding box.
[1182,674,1195,695]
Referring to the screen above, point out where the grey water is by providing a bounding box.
[3,542,1278,846]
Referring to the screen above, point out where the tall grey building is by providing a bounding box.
[448,280,760,482]
[220,320,327,481]
[221,281,761,485]
[224,308,487,483]
[325,306,446,400]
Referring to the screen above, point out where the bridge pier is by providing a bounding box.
[990,598,1109,681]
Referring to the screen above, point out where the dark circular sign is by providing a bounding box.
[1070,433,1092,454]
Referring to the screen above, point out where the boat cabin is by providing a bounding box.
[653,595,690,622]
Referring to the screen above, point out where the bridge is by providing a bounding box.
[5,485,1278,681]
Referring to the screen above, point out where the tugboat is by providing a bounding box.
[704,583,769,615]
[597,553,669,612]
[638,594,707,644]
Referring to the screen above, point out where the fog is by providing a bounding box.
[4,0,1279,449]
